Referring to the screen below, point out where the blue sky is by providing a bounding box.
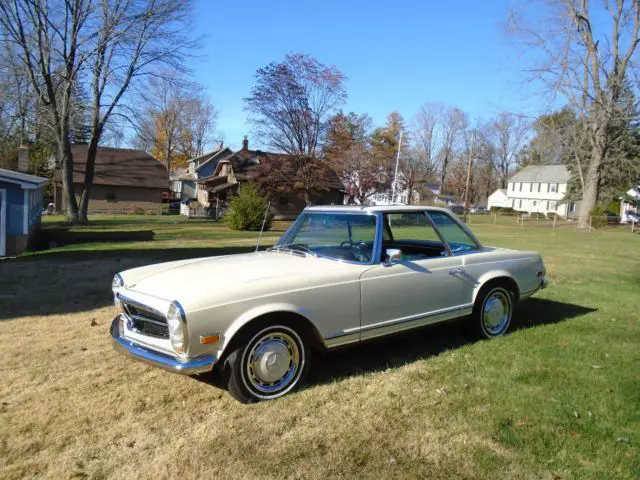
[191,0,545,150]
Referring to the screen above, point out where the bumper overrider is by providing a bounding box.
[110,315,217,375]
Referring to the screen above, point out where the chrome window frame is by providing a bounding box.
[378,210,453,259]
[424,209,483,256]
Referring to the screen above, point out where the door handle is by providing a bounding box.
[449,267,465,275]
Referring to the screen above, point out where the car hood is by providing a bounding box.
[121,251,362,308]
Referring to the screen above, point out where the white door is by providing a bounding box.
[0,189,6,257]
[359,211,467,341]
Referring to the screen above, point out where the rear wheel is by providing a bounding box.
[225,324,309,403]
[471,283,514,339]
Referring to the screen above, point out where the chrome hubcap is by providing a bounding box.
[245,331,301,395]
[482,290,510,335]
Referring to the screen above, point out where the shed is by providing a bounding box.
[0,168,48,256]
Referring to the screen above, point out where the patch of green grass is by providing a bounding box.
[1,215,639,479]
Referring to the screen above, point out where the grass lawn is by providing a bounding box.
[1,215,639,479]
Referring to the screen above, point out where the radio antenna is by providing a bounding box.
[255,201,271,252]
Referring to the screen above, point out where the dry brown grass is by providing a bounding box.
[1,223,639,479]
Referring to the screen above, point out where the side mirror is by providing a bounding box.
[383,248,402,266]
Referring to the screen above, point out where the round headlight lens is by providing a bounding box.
[112,274,124,293]
[167,302,186,354]
[112,274,124,310]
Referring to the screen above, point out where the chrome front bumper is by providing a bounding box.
[110,316,217,375]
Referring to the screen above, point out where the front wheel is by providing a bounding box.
[471,284,514,339]
[225,324,309,403]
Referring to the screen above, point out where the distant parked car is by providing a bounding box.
[450,205,465,215]
[621,212,640,224]
[470,206,489,214]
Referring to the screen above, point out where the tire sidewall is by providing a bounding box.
[475,285,513,339]
[228,324,308,402]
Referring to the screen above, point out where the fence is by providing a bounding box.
[463,212,639,233]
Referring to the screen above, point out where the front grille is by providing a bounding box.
[122,301,169,339]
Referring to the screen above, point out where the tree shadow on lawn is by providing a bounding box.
[0,246,260,320]
[198,298,596,393]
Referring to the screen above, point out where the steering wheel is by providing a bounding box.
[351,241,371,262]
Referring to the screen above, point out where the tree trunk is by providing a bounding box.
[78,136,100,223]
[577,132,606,228]
[60,138,79,223]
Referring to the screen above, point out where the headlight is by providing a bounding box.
[112,274,124,310]
[167,301,187,354]
[112,273,124,293]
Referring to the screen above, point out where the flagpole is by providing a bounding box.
[391,131,403,204]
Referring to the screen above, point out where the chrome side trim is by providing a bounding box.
[110,316,216,375]
[329,303,474,339]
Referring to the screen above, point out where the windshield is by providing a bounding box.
[274,212,378,264]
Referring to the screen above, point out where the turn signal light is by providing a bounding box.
[200,334,220,345]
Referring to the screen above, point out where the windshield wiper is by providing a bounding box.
[266,243,318,257]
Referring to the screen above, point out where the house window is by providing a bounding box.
[518,199,523,209]
[529,183,533,192]
[569,202,576,213]
[519,183,523,192]
[105,191,117,202]
[549,201,556,210]
[537,183,541,192]
[550,183,558,193]
[532,200,537,207]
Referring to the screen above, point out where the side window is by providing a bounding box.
[386,212,441,243]
[428,211,480,254]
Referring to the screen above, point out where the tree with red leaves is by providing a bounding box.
[244,53,347,204]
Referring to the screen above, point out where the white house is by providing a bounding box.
[487,189,509,209]
[489,165,579,217]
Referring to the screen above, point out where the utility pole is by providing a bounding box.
[463,131,475,212]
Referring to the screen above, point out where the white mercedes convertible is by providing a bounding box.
[111,206,547,402]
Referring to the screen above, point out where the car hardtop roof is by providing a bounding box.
[303,205,453,214]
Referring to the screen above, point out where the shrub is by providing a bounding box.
[490,206,517,216]
[225,183,273,231]
[589,205,615,229]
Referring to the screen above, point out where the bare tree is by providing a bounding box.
[181,93,217,157]
[133,77,217,170]
[78,0,197,221]
[438,107,467,192]
[0,0,198,222]
[245,53,347,203]
[488,112,530,187]
[0,0,93,221]
[509,0,640,227]
[412,102,442,179]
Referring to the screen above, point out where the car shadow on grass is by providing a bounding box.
[305,298,596,386]
[197,298,596,393]
[0,246,262,320]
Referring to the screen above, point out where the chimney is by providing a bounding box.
[242,136,249,151]
[17,145,29,172]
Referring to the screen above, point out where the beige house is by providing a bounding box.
[51,145,168,213]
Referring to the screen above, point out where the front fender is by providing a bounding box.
[220,302,324,354]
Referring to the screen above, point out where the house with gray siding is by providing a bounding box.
[0,164,48,256]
